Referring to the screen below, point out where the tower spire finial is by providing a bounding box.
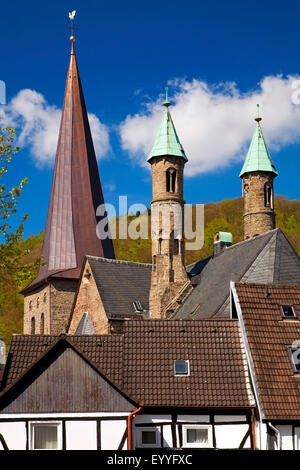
[69,10,76,43]
[255,103,262,124]
[164,86,171,108]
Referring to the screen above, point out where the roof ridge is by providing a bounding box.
[86,255,152,267]
[236,281,300,289]
[125,318,238,325]
[214,228,279,254]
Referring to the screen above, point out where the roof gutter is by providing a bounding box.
[127,402,144,450]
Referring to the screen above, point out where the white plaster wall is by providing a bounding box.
[101,420,127,450]
[0,422,26,450]
[277,425,294,450]
[65,420,97,450]
[215,424,249,449]
[135,415,172,424]
[177,415,210,423]
[162,425,173,448]
[214,415,247,423]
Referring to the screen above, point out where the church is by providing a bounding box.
[0,34,300,451]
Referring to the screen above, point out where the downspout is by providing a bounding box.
[251,407,256,450]
[127,402,144,450]
[268,422,280,450]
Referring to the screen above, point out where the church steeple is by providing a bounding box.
[22,39,115,335]
[240,106,278,240]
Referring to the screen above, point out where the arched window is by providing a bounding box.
[31,317,35,335]
[29,300,32,311]
[36,297,40,308]
[166,168,176,193]
[40,313,45,334]
[264,183,273,208]
[43,292,47,303]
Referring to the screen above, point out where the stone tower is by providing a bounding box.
[22,38,115,335]
[148,90,189,319]
[240,107,278,240]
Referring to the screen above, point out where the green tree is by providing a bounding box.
[0,125,41,349]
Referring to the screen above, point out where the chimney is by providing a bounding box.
[214,232,233,255]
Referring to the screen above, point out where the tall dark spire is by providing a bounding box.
[24,40,115,291]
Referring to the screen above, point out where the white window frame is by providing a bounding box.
[137,427,160,448]
[29,421,62,450]
[182,424,213,448]
[174,360,190,376]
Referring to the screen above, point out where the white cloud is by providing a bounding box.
[119,75,300,176]
[104,182,116,192]
[0,89,110,166]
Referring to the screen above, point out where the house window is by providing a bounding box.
[280,305,296,319]
[174,360,190,376]
[36,297,40,308]
[288,347,300,373]
[137,427,160,448]
[29,422,62,450]
[29,301,32,311]
[43,292,47,303]
[182,425,213,448]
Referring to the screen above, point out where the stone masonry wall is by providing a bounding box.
[243,172,275,239]
[151,156,185,203]
[50,279,78,335]
[68,261,109,335]
[149,155,189,319]
[24,284,51,334]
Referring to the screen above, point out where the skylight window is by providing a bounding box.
[133,301,143,312]
[288,346,300,373]
[174,360,190,376]
[280,305,296,319]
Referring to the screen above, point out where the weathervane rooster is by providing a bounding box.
[69,10,76,42]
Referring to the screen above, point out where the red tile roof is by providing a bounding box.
[235,282,300,420]
[1,320,253,410]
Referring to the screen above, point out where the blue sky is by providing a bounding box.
[1,0,300,238]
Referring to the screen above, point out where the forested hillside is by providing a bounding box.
[1,196,300,350]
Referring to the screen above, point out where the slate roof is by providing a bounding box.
[0,321,254,409]
[234,282,300,420]
[87,256,152,318]
[175,229,300,320]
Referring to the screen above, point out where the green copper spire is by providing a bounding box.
[240,105,278,178]
[147,87,188,162]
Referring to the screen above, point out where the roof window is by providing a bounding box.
[174,360,190,376]
[133,301,143,312]
[280,305,296,319]
[288,346,300,373]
